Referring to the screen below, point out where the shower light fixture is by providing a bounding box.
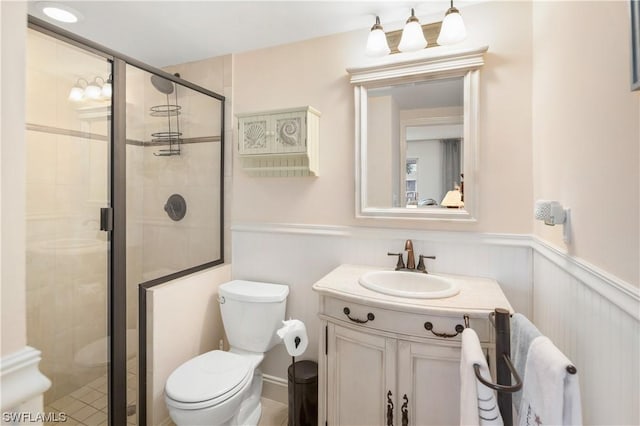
[40,2,82,23]
[398,8,427,53]
[437,0,467,46]
[365,16,391,57]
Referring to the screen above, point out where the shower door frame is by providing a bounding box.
[27,16,226,426]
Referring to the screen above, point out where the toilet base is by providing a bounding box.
[231,369,263,425]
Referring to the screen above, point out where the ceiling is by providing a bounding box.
[27,1,481,68]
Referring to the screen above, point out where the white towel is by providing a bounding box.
[460,328,504,426]
[518,336,582,426]
[510,313,542,414]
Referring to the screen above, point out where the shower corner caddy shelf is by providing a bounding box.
[236,106,321,177]
[150,74,182,157]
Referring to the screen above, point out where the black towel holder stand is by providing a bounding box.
[466,308,577,426]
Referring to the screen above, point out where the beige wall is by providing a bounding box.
[147,264,231,426]
[232,1,534,233]
[1,0,28,357]
[532,1,640,287]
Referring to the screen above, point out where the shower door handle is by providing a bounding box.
[100,207,113,232]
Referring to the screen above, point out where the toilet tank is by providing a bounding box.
[219,280,289,353]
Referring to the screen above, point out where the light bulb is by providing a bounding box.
[68,85,84,101]
[398,8,427,53]
[365,16,390,57]
[84,79,102,99]
[437,2,467,45]
[101,81,112,98]
[68,78,87,101]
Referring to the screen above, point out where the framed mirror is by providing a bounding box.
[348,45,487,221]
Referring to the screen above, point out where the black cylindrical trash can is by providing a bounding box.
[287,360,318,426]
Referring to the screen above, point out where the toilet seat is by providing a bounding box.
[165,350,254,410]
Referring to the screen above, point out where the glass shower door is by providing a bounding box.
[25,28,112,425]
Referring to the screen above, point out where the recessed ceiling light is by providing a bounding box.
[40,2,82,23]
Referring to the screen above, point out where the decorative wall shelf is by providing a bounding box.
[237,106,321,177]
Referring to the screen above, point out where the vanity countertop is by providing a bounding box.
[312,264,512,316]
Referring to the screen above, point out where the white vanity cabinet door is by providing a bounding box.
[327,323,397,426]
[397,340,471,426]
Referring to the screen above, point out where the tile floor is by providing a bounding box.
[258,398,288,426]
[44,358,137,426]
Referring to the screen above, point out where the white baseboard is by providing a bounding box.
[0,346,51,412]
[262,374,288,405]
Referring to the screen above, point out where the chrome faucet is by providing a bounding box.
[387,239,436,273]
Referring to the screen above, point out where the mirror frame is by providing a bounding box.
[348,45,488,221]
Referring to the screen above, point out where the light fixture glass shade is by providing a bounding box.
[101,81,112,98]
[68,85,84,101]
[366,29,390,57]
[84,81,102,99]
[437,8,467,45]
[398,9,427,52]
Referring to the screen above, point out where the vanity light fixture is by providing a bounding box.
[69,76,112,102]
[40,2,82,23]
[84,77,103,99]
[365,16,391,57]
[398,8,427,52]
[68,78,87,101]
[101,75,112,98]
[437,0,467,46]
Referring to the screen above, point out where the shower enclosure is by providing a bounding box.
[25,18,224,426]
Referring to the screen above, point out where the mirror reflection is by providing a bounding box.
[366,77,464,209]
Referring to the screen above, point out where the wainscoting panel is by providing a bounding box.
[532,251,639,425]
[231,224,533,384]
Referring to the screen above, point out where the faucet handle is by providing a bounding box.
[417,255,436,273]
[387,252,406,270]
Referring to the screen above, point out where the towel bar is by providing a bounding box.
[464,309,577,426]
[473,353,522,392]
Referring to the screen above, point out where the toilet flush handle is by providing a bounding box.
[217,295,225,304]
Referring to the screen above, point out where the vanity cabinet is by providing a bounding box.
[322,304,489,426]
[312,265,511,426]
[236,106,320,176]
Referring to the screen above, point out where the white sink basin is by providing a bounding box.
[358,270,460,299]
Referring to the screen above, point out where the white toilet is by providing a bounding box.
[164,280,289,426]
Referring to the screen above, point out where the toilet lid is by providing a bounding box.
[165,350,253,404]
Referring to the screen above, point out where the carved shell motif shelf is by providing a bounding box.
[237,106,321,176]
